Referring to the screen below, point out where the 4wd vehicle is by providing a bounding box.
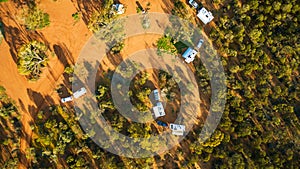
[197,39,204,49]
[61,96,73,103]
[189,0,199,9]
[157,120,168,127]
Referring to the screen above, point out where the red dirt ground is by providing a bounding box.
[0,0,91,168]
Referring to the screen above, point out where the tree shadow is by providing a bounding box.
[18,99,27,113]
[30,31,50,48]
[10,0,26,7]
[0,116,14,137]
[163,153,180,168]
[19,123,32,167]
[27,105,38,119]
[94,61,110,88]
[0,145,9,166]
[2,25,27,63]
[107,52,124,68]
[11,0,35,8]
[44,95,55,106]
[26,89,57,116]
[82,59,108,93]
[26,89,48,119]
[94,52,124,88]
[27,89,43,109]
[53,44,75,66]
[136,1,145,12]
[161,0,174,13]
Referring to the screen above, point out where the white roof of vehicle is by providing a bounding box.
[182,47,198,63]
[113,4,125,14]
[153,89,160,101]
[153,102,165,118]
[170,123,185,136]
[197,7,214,24]
[73,87,87,99]
[189,0,199,8]
[196,39,204,49]
[61,96,73,103]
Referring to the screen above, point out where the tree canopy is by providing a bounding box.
[17,41,48,81]
[23,7,50,30]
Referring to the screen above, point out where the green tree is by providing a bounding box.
[17,41,48,81]
[64,65,74,75]
[24,7,50,30]
[136,88,151,103]
[249,29,262,44]
[229,64,241,73]
[171,0,192,20]
[88,0,116,32]
[72,12,81,22]
[110,41,124,54]
[156,35,177,55]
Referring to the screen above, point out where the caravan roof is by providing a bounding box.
[113,4,125,14]
[153,102,165,118]
[170,123,186,136]
[182,47,198,63]
[197,7,214,24]
[73,87,87,99]
[153,89,160,101]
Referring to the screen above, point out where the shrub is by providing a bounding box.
[24,7,50,30]
[136,7,142,13]
[156,35,177,55]
[72,12,81,22]
[64,65,74,75]
[110,42,125,54]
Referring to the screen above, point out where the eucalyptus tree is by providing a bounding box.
[17,41,48,81]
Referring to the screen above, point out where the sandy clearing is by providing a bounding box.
[0,0,91,168]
